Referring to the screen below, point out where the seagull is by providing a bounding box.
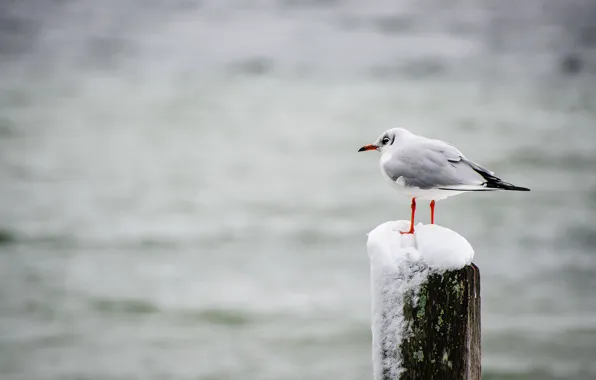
[358,128,529,234]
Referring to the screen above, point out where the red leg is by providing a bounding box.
[430,200,436,224]
[401,198,416,234]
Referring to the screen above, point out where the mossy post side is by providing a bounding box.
[381,264,481,380]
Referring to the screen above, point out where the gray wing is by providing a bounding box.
[382,139,488,189]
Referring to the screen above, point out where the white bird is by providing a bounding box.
[359,128,529,234]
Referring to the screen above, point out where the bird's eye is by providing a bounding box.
[381,136,390,145]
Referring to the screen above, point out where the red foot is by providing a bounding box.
[400,230,415,235]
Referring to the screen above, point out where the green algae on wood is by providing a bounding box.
[397,264,481,380]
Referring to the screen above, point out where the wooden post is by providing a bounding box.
[383,264,481,380]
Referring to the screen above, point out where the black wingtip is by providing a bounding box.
[487,182,530,191]
[464,158,530,192]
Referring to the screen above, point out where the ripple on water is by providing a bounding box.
[89,299,254,327]
[90,298,160,315]
[0,117,15,137]
[0,228,16,245]
[562,224,596,249]
[510,148,596,171]
[186,308,252,327]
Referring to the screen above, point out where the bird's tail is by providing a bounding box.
[485,180,530,191]
[464,158,530,191]
[439,159,530,191]
[438,182,530,191]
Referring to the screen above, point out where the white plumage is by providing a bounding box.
[359,128,529,233]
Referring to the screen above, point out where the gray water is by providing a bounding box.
[1,1,596,379]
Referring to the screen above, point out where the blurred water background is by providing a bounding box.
[1,0,596,379]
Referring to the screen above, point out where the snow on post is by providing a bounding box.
[368,220,481,380]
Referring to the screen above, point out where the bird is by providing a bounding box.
[358,128,530,234]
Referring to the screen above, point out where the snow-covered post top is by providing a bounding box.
[368,220,481,380]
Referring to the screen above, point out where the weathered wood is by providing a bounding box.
[396,264,481,380]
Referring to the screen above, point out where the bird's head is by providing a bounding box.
[358,128,412,154]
